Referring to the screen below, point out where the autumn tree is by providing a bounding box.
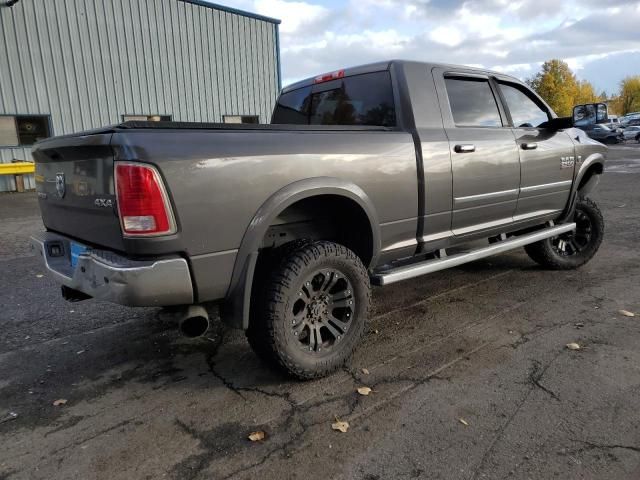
[575,80,599,105]
[618,76,640,115]
[527,60,600,117]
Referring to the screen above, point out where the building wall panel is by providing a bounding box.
[0,0,280,191]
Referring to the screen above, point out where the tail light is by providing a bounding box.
[115,162,176,236]
[314,69,344,84]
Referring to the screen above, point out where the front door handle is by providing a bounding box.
[454,144,475,153]
[521,142,538,150]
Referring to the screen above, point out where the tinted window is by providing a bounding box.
[272,71,396,127]
[271,86,311,124]
[499,83,549,128]
[445,77,502,127]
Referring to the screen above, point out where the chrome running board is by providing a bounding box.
[371,222,576,286]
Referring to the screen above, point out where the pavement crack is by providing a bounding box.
[49,419,133,455]
[202,325,297,406]
[471,351,562,479]
[528,359,561,401]
[572,439,640,454]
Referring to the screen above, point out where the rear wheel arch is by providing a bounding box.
[222,178,380,330]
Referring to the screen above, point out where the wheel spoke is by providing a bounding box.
[314,271,331,291]
[300,287,311,299]
[292,320,307,334]
[315,325,323,348]
[330,297,353,308]
[332,289,352,301]
[308,326,317,351]
[322,271,340,292]
[328,313,350,333]
[322,319,342,339]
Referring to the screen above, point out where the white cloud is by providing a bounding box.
[253,0,330,34]
[429,26,465,47]
[226,0,640,92]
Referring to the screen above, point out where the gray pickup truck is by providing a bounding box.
[31,60,607,379]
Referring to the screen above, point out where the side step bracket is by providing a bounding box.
[371,223,576,286]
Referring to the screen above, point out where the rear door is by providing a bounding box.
[495,80,575,220]
[434,71,521,235]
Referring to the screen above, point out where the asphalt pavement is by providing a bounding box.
[0,144,639,480]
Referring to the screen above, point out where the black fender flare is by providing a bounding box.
[221,177,381,329]
[559,152,605,221]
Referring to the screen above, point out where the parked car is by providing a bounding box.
[621,114,640,126]
[603,115,621,130]
[623,125,640,142]
[582,123,623,143]
[30,60,607,379]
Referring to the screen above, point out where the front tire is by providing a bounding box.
[524,198,604,270]
[247,241,371,379]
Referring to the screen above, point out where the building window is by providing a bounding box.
[122,114,172,122]
[223,115,259,124]
[0,115,52,146]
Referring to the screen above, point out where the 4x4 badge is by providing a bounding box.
[55,173,66,198]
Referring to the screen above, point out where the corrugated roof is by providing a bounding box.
[178,0,281,24]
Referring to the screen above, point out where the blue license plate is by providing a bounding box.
[70,242,88,268]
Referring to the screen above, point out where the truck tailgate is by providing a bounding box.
[32,132,125,251]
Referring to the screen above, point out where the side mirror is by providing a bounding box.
[573,102,608,127]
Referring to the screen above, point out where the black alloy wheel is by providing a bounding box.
[290,268,355,354]
[247,241,371,379]
[524,197,604,270]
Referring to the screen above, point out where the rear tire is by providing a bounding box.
[247,241,371,379]
[524,198,604,270]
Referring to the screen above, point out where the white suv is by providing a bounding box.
[622,125,640,142]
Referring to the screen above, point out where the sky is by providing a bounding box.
[213,0,640,94]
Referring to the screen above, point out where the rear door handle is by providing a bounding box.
[454,144,475,153]
[521,142,538,150]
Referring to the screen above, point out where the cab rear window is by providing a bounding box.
[271,71,396,127]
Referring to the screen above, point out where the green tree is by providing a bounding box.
[527,60,600,117]
[618,76,640,114]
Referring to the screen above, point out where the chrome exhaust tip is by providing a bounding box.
[177,305,210,338]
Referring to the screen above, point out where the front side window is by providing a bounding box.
[0,115,51,146]
[499,83,550,128]
[444,77,502,127]
[272,71,396,127]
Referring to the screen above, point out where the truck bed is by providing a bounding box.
[32,122,419,303]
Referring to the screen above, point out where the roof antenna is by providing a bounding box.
[5,0,21,6]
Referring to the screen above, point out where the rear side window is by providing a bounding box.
[445,77,502,127]
[272,71,396,127]
[498,82,550,128]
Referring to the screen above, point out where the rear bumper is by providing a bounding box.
[30,231,194,306]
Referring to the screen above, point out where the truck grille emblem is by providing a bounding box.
[55,173,66,198]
